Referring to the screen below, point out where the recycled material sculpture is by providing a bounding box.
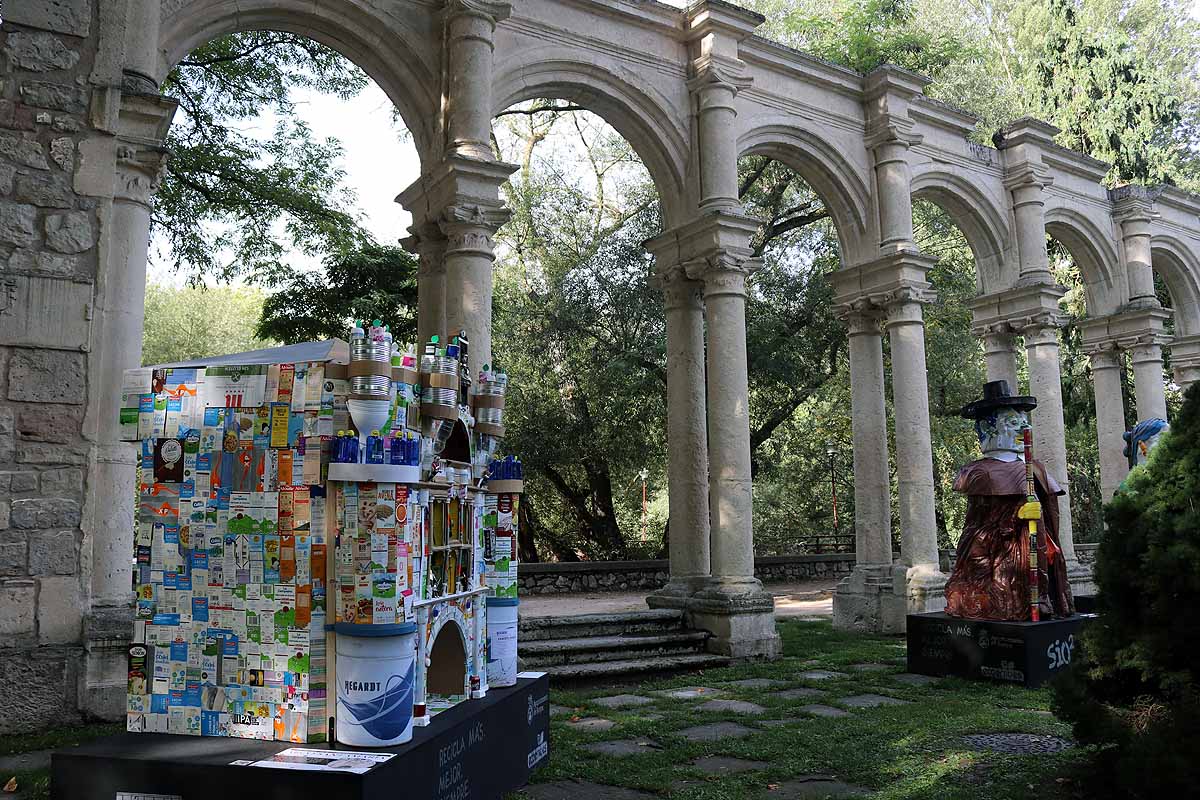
[944,381,1075,621]
[1123,417,1169,469]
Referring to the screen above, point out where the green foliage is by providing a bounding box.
[257,244,418,345]
[142,283,275,366]
[156,32,370,282]
[1034,0,1184,184]
[1052,384,1200,798]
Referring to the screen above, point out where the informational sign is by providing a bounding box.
[238,748,395,774]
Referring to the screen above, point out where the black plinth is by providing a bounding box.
[51,675,550,800]
[906,612,1089,688]
[1074,594,1098,614]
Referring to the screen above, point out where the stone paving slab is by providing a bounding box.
[775,687,824,701]
[687,755,769,775]
[696,699,766,715]
[522,780,659,799]
[849,663,890,672]
[963,733,1073,754]
[594,694,654,709]
[568,717,617,731]
[722,678,789,690]
[768,775,870,798]
[0,750,52,773]
[550,704,573,716]
[676,721,756,741]
[796,670,849,681]
[655,686,723,700]
[839,694,910,708]
[797,704,851,718]
[582,739,662,757]
[889,673,939,687]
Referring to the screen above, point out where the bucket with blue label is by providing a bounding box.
[335,622,417,746]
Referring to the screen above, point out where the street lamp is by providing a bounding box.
[825,440,839,544]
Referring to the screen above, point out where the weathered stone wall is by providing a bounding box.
[518,554,855,595]
[0,5,102,734]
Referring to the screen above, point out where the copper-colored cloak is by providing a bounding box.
[944,458,1074,621]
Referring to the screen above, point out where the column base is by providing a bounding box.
[685,578,781,659]
[898,564,947,617]
[646,575,709,610]
[832,563,907,634]
[82,605,135,721]
[1066,560,1096,598]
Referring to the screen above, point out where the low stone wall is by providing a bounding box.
[517,554,855,595]
[941,543,1099,575]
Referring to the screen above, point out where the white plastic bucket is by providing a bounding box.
[335,623,416,746]
[486,598,519,688]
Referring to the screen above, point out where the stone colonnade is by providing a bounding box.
[7,0,1200,730]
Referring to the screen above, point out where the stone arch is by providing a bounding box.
[910,170,1013,294]
[737,120,873,265]
[158,0,441,164]
[1043,206,1124,316]
[493,50,689,228]
[1150,235,1200,336]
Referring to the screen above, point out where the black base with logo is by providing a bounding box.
[906,612,1089,688]
[51,675,551,800]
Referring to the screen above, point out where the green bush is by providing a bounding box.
[1052,383,1200,797]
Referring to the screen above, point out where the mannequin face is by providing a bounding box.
[977,408,1028,457]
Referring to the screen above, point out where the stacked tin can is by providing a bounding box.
[349,323,391,401]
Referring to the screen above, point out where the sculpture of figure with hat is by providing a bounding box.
[944,380,1075,620]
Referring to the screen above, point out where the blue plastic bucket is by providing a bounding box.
[335,622,416,746]
[486,598,519,688]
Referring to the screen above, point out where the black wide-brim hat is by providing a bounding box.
[960,380,1037,420]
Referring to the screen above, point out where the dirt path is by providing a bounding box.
[519,578,836,619]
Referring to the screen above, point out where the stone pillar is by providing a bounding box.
[648,263,711,605]
[402,223,448,344]
[832,302,904,633]
[884,285,946,612]
[996,119,1059,286]
[1128,336,1169,422]
[443,0,510,160]
[977,323,1019,387]
[863,67,928,252]
[438,204,509,375]
[82,90,178,719]
[1111,187,1160,308]
[1019,315,1077,564]
[1085,342,1129,501]
[684,246,779,658]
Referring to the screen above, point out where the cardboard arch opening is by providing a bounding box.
[427,619,468,696]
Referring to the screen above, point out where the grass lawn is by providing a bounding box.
[516,619,1093,799]
[1,620,1093,799]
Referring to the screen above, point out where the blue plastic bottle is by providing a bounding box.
[366,430,383,464]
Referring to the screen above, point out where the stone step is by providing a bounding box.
[519,631,710,667]
[518,609,684,641]
[537,652,733,684]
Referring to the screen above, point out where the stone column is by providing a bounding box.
[832,302,904,633]
[1085,342,1129,500]
[684,250,779,657]
[438,204,509,375]
[884,286,946,611]
[402,223,448,344]
[690,72,747,212]
[1128,336,1169,422]
[996,119,1059,286]
[648,264,711,605]
[1019,315,1077,563]
[82,90,177,718]
[444,0,510,160]
[1111,187,1159,308]
[863,67,927,253]
[977,323,1019,387]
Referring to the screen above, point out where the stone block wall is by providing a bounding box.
[517,554,855,595]
[0,6,102,735]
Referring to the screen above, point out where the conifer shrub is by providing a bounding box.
[1052,384,1200,797]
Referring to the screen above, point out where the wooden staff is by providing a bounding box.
[1018,427,1041,622]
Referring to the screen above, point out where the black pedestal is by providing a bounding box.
[1074,594,1098,614]
[51,675,550,800]
[906,612,1089,688]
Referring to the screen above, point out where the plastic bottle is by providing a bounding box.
[389,435,402,466]
[366,430,383,464]
[332,431,344,463]
[402,344,417,370]
[350,322,364,343]
[346,431,359,464]
[515,458,523,480]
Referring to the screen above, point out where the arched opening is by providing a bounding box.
[488,99,669,564]
[427,620,469,698]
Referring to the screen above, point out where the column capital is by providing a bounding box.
[687,54,753,98]
[113,90,177,206]
[683,250,760,297]
[862,65,927,150]
[831,251,936,308]
[438,203,510,257]
[1013,310,1067,345]
[967,284,1066,335]
[653,263,706,312]
[835,299,885,336]
[397,154,517,226]
[1122,333,1171,364]
[1002,162,1054,194]
[1109,183,1163,221]
[1082,337,1122,369]
[1078,307,1173,351]
[444,0,511,27]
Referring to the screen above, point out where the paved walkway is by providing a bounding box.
[520,579,835,619]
